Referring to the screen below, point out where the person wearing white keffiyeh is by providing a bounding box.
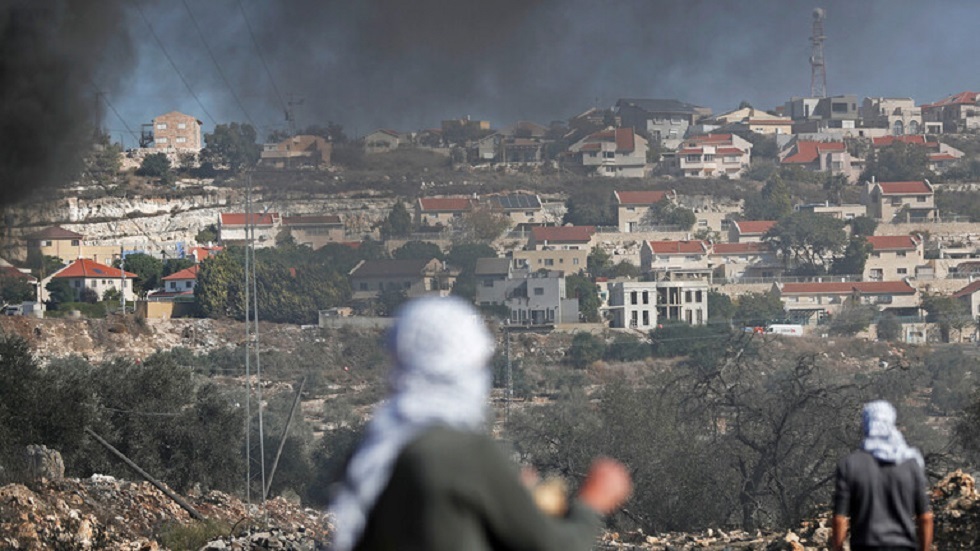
[832,400,933,551]
[326,296,631,551]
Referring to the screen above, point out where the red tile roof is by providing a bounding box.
[679,147,704,154]
[282,215,342,226]
[716,147,744,155]
[780,281,915,295]
[614,128,635,153]
[581,127,637,153]
[162,264,200,281]
[928,153,958,161]
[866,235,917,251]
[781,141,845,164]
[876,181,932,195]
[733,220,777,235]
[54,259,136,279]
[871,135,937,148]
[417,197,475,212]
[923,91,979,108]
[26,226,84,240]
[187,245,223,262]
[615,190,668,205]
[953,280,980,298]
[647,240,708,254]
[695,133,733,143]
[0,266,37,283]
[711,242,769,254]
[531,225,596,244]
[220,213,279,226]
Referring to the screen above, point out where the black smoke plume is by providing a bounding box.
[0,0,131,207]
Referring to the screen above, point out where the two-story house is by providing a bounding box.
[710,242,782,280]
[415,197,477,227]
[613,189,677,232]
[640,240,711,277]
[861,97,923,135]
[606,278,709,329]
[864,235,923,281]
[778,139,860,182]
[863,180,937,222]
[147,264,200,302]
[25,226,119,266]
[514,225,596,272]
[218,212,282,248]
[794,202,867,220]
[615,98,712,146]
[567,127,649,178]
[474,258,579,325]
[921,91,980,133]
[953,279,980,325]
[45,258,136,302]
[773,280,919,326]
[260,135,332,168]
[673,133,752,179]
[784,95,859,133]
[282,215,345,249]
[349,258,459,300]
[143,111,203,151]
[728,220,776,243]
[707,106,793,135]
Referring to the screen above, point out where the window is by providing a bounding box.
[698,219,708,227]
[176,137,187,143]
[686,154,701,162]
[631,291,638,305]
[917,196,926,203]
[897,268,908,275]
[91,281,98,288]
[703,154,715,162]
[177,122,186,129]
[156,137,168,144]
[482,279,494,287]
[871,252,881,258]
[169,282,176,290]
[685,291,692,302]
[695,291,703,302]
[544,258,554,266]
[74,280,81,288]
[43,240,52,247]
[534,287,544,296]
[630,311,638,328]
[721,220,731,231]
[185,281,192,288]
[71,239,80,246]
[897,251,907,257]
[572,258,579,265]
[156,123,167,130]
[602,151,615,159]
[642,311,650,326]
[359,282,368,290]
[642,291,649,305]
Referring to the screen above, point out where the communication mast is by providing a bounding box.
[810,7,828,98]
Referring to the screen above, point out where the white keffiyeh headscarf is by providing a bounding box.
[861,400,924,468]
[327,296,495,551]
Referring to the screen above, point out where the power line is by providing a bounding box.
[134,2,218,126]
[236,0,287,116]
[181,0,256,127]
[88,80,141,145]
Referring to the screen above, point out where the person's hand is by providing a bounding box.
[576,457,631,515]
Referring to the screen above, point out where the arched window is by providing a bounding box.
[893,120,905,135]
[908,120,919,134]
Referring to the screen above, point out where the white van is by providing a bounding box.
[765,324,804,337]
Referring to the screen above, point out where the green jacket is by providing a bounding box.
[354,425,603,551]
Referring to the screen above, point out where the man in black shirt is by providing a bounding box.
[832,400,933,551]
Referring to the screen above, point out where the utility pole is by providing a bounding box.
[119,245,126,314]
[505,327,513,426]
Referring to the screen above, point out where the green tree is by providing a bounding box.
[643,200,696,230]
[458,207,512,243]
[82,133,123,187]
[607,260,641,278]
[733,292,785,327]
[195,224,219,245]
[860,142,930,182]
[827,302,877,336]
[448,242,495,300]
[45,278,75,305]
[567,332,605,368]
[876,312,902,341]
[565,274,599,322]
[831,236,873,275]
[379,202,413,239]
[602,333,650,362]
[137,152,172,178]
[922,294,973,342]
[376,287,408,317]
[119,253,163,296]
[392,241,444,261]
[764,212,847,274]
[744,174,793,220]
[564,190,614,226]
[201,122,261,172]
[587,246,612,277]
[848,215,878,238]
[0,274,35,304]
[162,258,196,278]
[824,173,849,205]
[707,290,735,322]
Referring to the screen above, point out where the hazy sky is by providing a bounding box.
[91,0,980,147]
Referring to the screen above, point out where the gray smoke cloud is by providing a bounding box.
[0,0,131,207]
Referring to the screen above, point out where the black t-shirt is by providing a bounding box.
[833,450,930,549]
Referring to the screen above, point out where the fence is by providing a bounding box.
[714,274,864,286]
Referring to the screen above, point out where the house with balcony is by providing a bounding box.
[864,235,924,281]
[778,139,860,182]
[794,202,867,220]
[44,258,137,302]
[863,180,937,222]
[606,279,709,329]
[773,280,919,326]
[728,220,776,243]
[861,97,923,135]
[567,127,648,177]
[784,95,859,133]
[921,91,980,133]
[640,240,711,280]
[348,258,459,300]
[415,196,477,227]
[474,259,579,325]
[473,121,549,164]
[614,189,677,232]
[218,212,282,248]
[513,225,596,273]
[282,215,345,249]
[672,133,752,179]
[615,98,712,146]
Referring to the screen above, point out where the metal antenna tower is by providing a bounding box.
[810,7,828,98]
